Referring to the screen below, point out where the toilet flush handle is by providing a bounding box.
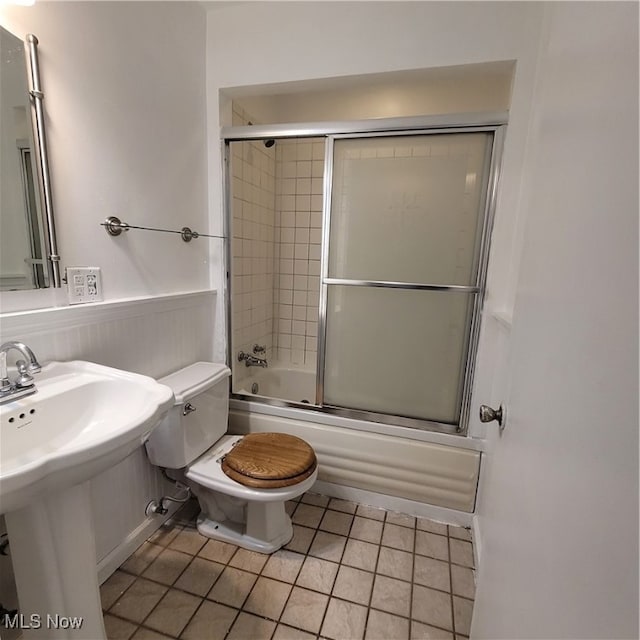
[183,402,196,416]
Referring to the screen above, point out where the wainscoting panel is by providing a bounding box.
[0,290,217,568]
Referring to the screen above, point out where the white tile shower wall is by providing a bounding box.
[230,105,276,387]
[273,137,325,369]
[0,290,216,564]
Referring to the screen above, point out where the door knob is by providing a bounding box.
[479,404,505,428]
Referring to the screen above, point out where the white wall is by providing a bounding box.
[0,1,211,312]
[472,2,639,637]
[0,0,213,606]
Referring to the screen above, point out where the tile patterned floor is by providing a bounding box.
[101,494,475,640]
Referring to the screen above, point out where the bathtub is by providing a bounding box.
[228,379,483,518]
[235,366,316,405]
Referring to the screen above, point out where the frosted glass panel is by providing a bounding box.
[323,286,475,424]
[329,133,492,285]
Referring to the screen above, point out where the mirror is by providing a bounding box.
[0,27,60,290]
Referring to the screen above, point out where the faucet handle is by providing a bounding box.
[15,360,35,388]
[252,344,266,354]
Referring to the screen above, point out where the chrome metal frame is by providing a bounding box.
[25,34,61,288]
[223,114,507,436]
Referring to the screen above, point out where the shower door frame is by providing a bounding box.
[222,112,507,436]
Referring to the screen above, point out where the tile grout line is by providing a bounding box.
[448,526,457,639]
[362,508,388,640]
[408,515,417,640]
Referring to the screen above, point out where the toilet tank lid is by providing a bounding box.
[159,362,230,403]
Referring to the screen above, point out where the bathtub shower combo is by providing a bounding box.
[224,113,505,513]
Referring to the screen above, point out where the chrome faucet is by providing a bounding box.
[0,341,42,404]
[237,349,268,368]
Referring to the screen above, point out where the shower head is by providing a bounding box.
[264,139,275,148]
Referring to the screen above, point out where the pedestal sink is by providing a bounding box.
[0,361,174,639]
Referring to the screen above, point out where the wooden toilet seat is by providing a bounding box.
[221,433,317,489]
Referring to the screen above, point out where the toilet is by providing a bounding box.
[145,362,318,553]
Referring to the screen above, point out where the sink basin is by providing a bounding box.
[0,360,174,639]
[0,360,174,514]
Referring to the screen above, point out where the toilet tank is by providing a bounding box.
[145,362,231,469]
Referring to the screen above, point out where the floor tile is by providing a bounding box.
[292,503,325,528]
[450,565,475,600]
[381,523,415,552]
[308,530,347,562]
[280,586,329,634]
[119,543,163,576]
[296,556,339,594]
[351,516,384,544]
[109,578,168,624]
[449,539,474,567]
[413,555,451,592]
[328,498,358,514]
[448,525,472,542]
[243,576,292,619]
[453,595,474,636]
[356,504,386,521]
[410,621,454,639]
[261,549,305,583]
[143,589,201,637]
[198,539,238,564]
[141,548,192,586]
[101,570,136,611]
[416,519,448,536]
[180,600,237,640]
[321,597,368,640]
[227,612,276,640]
[342,538,379,572]
[332,565,374,606]
[167,527,207,556]
[320,509,354,536]
[376,547,413,582]
[301,492,330,508]
[365,609,410,640]
[147,523,181,548]
[109,493,475,640]
[103,614,137,640]
[207,566,257,608]
[370,574,411,617]
[130,628,172,640]
[412,584,453,631]
[173,557,224,597]
[386,511,416,528]
[285,524,316,554]
[415,531,449,561]
[285,500,297,515]
[228,547,269,574]
[273,623,317,640]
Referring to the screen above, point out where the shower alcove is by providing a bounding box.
[222,62,514,514]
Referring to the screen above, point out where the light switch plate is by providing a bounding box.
[66,267,103,304]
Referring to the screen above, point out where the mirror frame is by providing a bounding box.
[24,33,61,287]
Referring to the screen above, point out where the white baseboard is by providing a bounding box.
[313,480,473,528]
[472,514,482,568]
[96,504,181,584]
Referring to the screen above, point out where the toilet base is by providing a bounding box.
[196,508,293,554]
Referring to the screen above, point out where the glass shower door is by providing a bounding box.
[321,132,494,430]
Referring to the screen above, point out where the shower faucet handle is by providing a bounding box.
[252,344,266,354]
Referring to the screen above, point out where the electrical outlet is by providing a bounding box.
[66,267,103,304]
